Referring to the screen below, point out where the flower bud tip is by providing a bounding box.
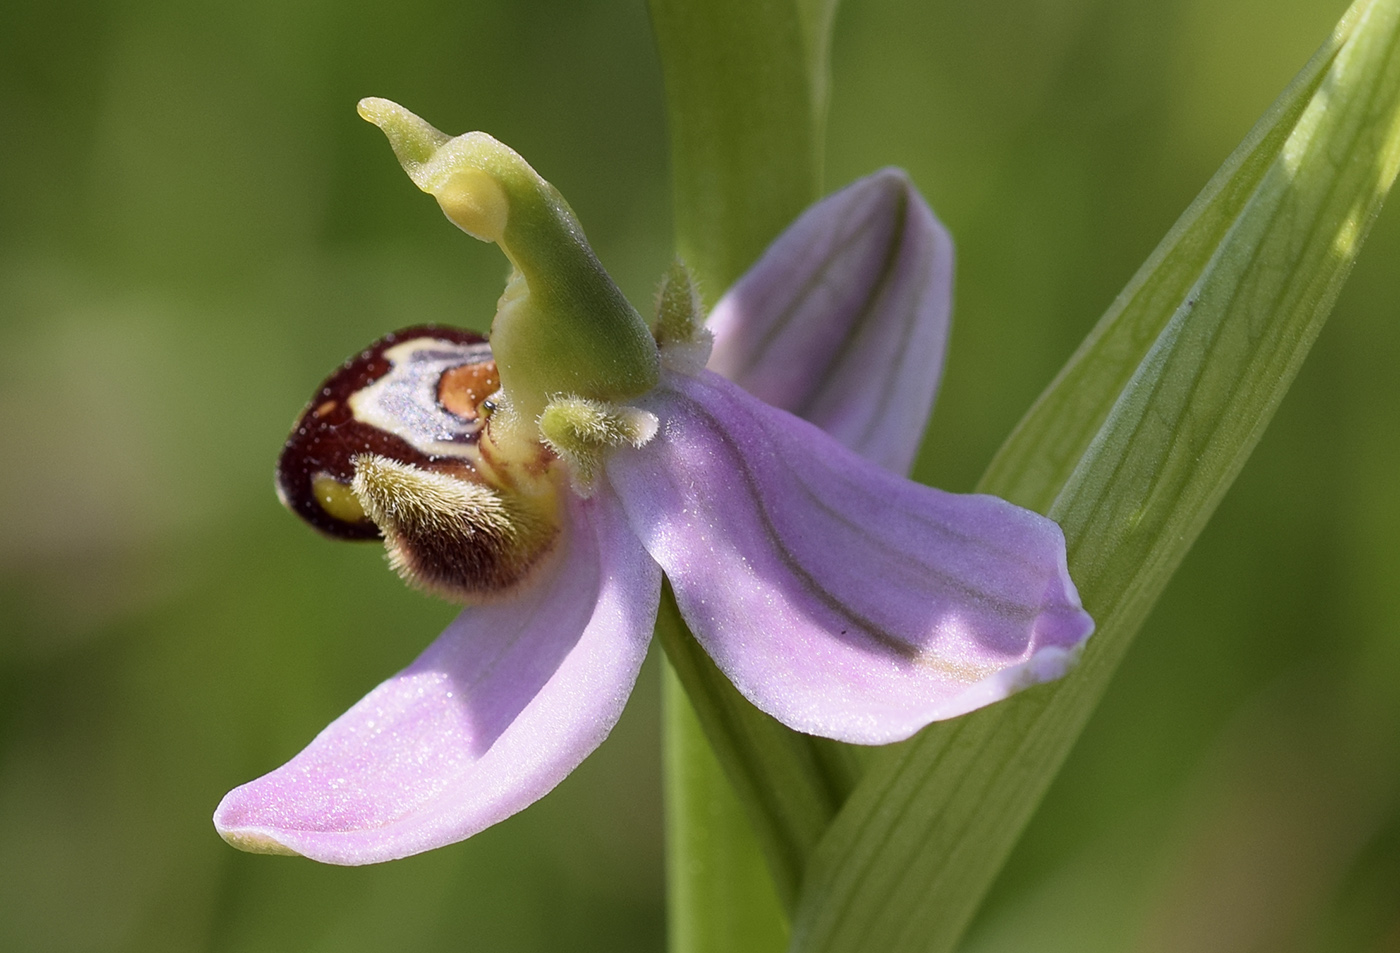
[653,260,713,372]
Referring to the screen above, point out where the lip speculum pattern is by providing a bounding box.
[275,326,498,541]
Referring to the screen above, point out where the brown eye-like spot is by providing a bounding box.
[437,362,500,420]
[276,325,494,540]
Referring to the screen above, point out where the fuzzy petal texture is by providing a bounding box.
[214,491,660,864]
[706,168,954,476]
[605,371,1092,745]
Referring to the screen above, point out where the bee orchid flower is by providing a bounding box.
[214,99,1093,865]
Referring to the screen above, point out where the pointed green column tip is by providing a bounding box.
[356,97,659,433]
[357,97,512,243]
[357,97,447,170]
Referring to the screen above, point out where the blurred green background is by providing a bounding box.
[2,0,1397,951]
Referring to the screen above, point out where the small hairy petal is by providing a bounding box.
[605,371,1092,745]
[706,168,953,476]
[213,491,659,864]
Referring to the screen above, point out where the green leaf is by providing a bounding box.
[790,2,1400,952]
[979,11,1355,517]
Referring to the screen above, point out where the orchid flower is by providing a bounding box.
[214,99,1093,865]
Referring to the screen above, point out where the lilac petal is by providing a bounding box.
[706,168,954,475]
[213,491,660,864]
[605,371,1092,745]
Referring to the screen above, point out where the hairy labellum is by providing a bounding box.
[351,454,558,601]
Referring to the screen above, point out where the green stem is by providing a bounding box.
[664,664,791,953]
[648,0,841,947]
[657,590,860,910]
[648,0,825,296]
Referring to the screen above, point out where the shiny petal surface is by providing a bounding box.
[706,168,954,475]
[214,491,660,864]
[606,371,1092,745]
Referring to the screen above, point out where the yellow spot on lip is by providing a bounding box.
[312,472,368,524]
